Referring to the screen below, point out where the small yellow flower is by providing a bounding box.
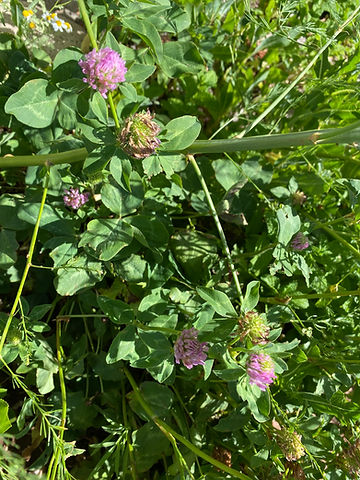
[22,9,34,18]
[29,21,35,29]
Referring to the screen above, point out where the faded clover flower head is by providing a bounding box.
[292,190,307,206]
[63,188,89,210]
[212,446,232,470]
[78,47,127,98]
[174,328,208,369]
[275,428,306,462]
[291,232,309,251]
[247,353,276,391]
[238,311,270,345]
[118,110,161,159]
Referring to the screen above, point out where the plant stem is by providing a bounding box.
[187,122,360,154]
[77,0,97,50]
[120,374,137,479]
[123,367,252,480]
[309,356,360,364]
[135,322,179,335]
[108,93,120,130]
[0,168,50,357]
[48,320,68,480]
[0,148,87,168]
[2,122,360,168]
[187,154,243,304]
[315,222,360,260]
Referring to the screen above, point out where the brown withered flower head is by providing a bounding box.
[118,110,161,159]
[212,446,232,470]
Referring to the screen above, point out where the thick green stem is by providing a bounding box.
[0,168,50,356]
[123,367,252,479]
[187,122,360,154]
[0,148,87,168]
[77,0,97,50]
[187,154,243,304]
[188,129,320,153]
[2,122,360,168]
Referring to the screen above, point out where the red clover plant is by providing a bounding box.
[0,0,360,478]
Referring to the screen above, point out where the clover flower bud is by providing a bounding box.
[78,47,127,98]
[291,232,309,251]
[275,428,305,462]
[63,188,89,210]
[118,110,161,159]
[238,311,270,345]
[174,328,208,369]
[247,353,276,391]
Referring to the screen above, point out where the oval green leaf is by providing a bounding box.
[162,115,201,151]
[5,79,59,128]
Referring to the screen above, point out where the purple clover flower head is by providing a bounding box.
[247,353,276,391]
[174,328,208,369]
[78,47,127,98]
[63,188,89,210]
[291,232,309,251]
